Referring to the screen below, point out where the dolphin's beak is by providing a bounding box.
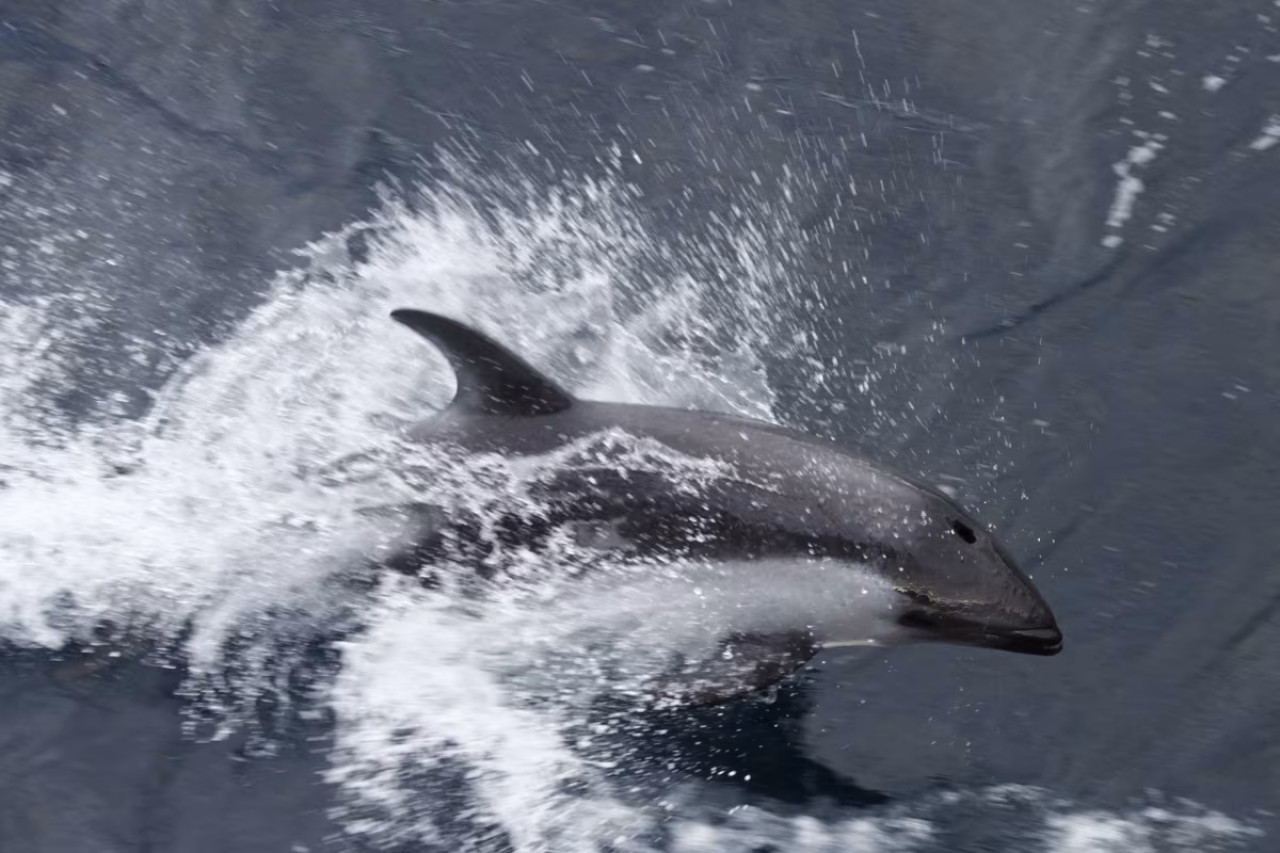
[897,608,1064,656]
[976,623,1063,656]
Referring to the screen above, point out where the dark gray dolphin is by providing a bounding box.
[385,308,1062,706]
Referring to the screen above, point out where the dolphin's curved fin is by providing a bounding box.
[391,309,575,416]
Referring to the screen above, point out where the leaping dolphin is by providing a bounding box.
[382,308,1062,707]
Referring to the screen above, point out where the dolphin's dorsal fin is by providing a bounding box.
[390,309,574,416]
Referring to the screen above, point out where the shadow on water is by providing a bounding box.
[608,670,890,810]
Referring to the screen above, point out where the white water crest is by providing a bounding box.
[0,152,1263,851]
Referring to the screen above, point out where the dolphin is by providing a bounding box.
[380,308,1062,706]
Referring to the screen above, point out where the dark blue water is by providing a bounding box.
[1,2,1278,851]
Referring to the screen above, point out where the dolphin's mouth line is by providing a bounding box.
[996,626,1064,655]
[897,609,1064,656]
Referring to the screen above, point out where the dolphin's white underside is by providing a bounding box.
[477,554,909,705]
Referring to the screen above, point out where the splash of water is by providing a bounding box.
[0,150,820,847]
[0,151,1263,851]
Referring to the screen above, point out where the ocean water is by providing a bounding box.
[5,1,1280,849]
[0,149,1266,852]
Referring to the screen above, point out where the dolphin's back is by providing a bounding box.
[408,398,923,552]
[390,308,973,552]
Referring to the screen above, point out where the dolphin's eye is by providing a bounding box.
[950,519,978,544]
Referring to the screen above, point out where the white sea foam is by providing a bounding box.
[1101,134,1165,248]
[1248,116,1280,151]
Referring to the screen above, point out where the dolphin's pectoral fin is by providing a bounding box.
[647,630,819,709]
[390,309,574,416]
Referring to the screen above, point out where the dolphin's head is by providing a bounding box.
[873,481,1062,656]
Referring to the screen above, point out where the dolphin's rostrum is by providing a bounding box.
[385,308,1062,707]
